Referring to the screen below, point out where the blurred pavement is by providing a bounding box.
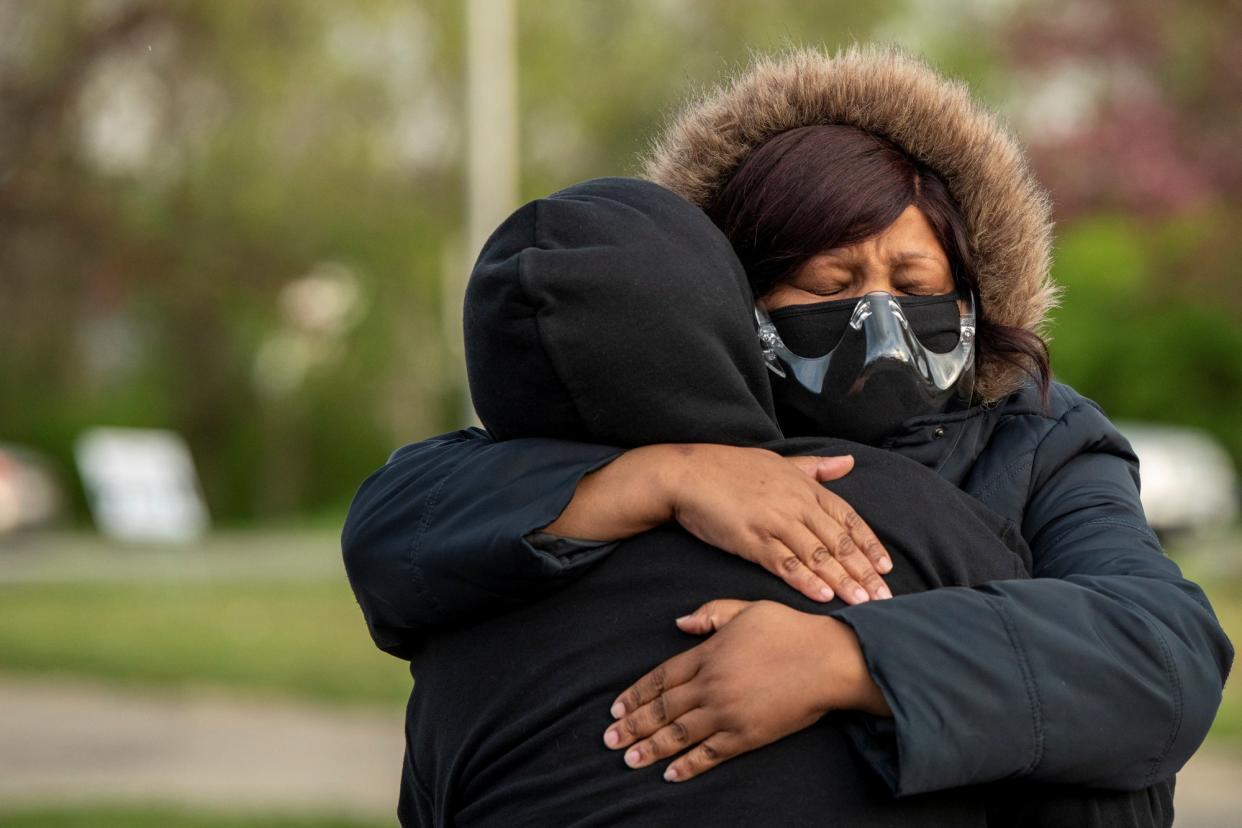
[0,676,402,819]
[1175,750,1242,828]
[1,674,1239,824]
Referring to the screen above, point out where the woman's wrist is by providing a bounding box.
[812,615,892,717]
[643,443,701,523]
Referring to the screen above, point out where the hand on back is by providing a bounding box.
[665,444,892,604]
[545,442,892,604]
[603,599,891,782]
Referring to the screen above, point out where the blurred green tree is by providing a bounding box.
[0,0,903,523]
[994,0,1242,459]
[0,1,462,521]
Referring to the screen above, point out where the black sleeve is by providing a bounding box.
[341,428,623,659]
[831,401,1234,796]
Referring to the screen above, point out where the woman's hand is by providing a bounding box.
[546,444,891,604]
[602,599,891,783]
[666,445,892,604]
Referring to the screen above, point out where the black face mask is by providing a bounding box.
[766,293,967,444]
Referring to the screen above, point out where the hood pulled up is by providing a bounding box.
[464,176,781,448]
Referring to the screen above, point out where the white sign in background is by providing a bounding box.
[75,427,210,543]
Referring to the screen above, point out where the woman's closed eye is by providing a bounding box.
[790,277,945,299]
[891,262,954,296]
[893,281,945,297]
[799,282,849,297]
[783,262,849,295]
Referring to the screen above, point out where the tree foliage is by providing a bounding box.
[0,1,1236,523]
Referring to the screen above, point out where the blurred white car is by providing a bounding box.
[0,443,63,534]
[1116,422,1239,539]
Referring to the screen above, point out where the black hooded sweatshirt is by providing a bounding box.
[384,177,1055,826]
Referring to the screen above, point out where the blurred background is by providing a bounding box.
[1,0,1239,825]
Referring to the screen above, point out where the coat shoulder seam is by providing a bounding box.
[971,393,1078,508]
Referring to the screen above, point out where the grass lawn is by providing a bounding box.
[1165,528,1242,753]
[0,577,410,707]
[0,804,388,828]
[1197,573,1242,752]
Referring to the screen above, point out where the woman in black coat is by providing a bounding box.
[343,45,1231,810]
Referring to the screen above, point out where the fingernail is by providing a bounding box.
[675,615,692,625]
[853,588,869,603]
[625,749,641,767]
[664,766,679,782]
[604,729,619,748]
[610,702,626,719]
[877,586,893,600]
[878,557,892,573]
[819,586,834,601]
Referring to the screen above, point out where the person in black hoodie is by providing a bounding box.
[355,176,1165,826]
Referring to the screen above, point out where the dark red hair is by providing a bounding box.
[704,124,1051,400]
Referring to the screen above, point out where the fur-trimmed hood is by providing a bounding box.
[639,43,1059,401]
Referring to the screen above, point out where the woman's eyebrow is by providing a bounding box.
[888,250,944,264]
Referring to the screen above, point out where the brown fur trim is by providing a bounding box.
[639,43,1060,401]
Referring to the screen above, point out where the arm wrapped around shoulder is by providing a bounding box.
[340,428,622,659]
[1019,399,1234,786]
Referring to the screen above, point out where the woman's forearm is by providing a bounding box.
[543,444,682,541]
